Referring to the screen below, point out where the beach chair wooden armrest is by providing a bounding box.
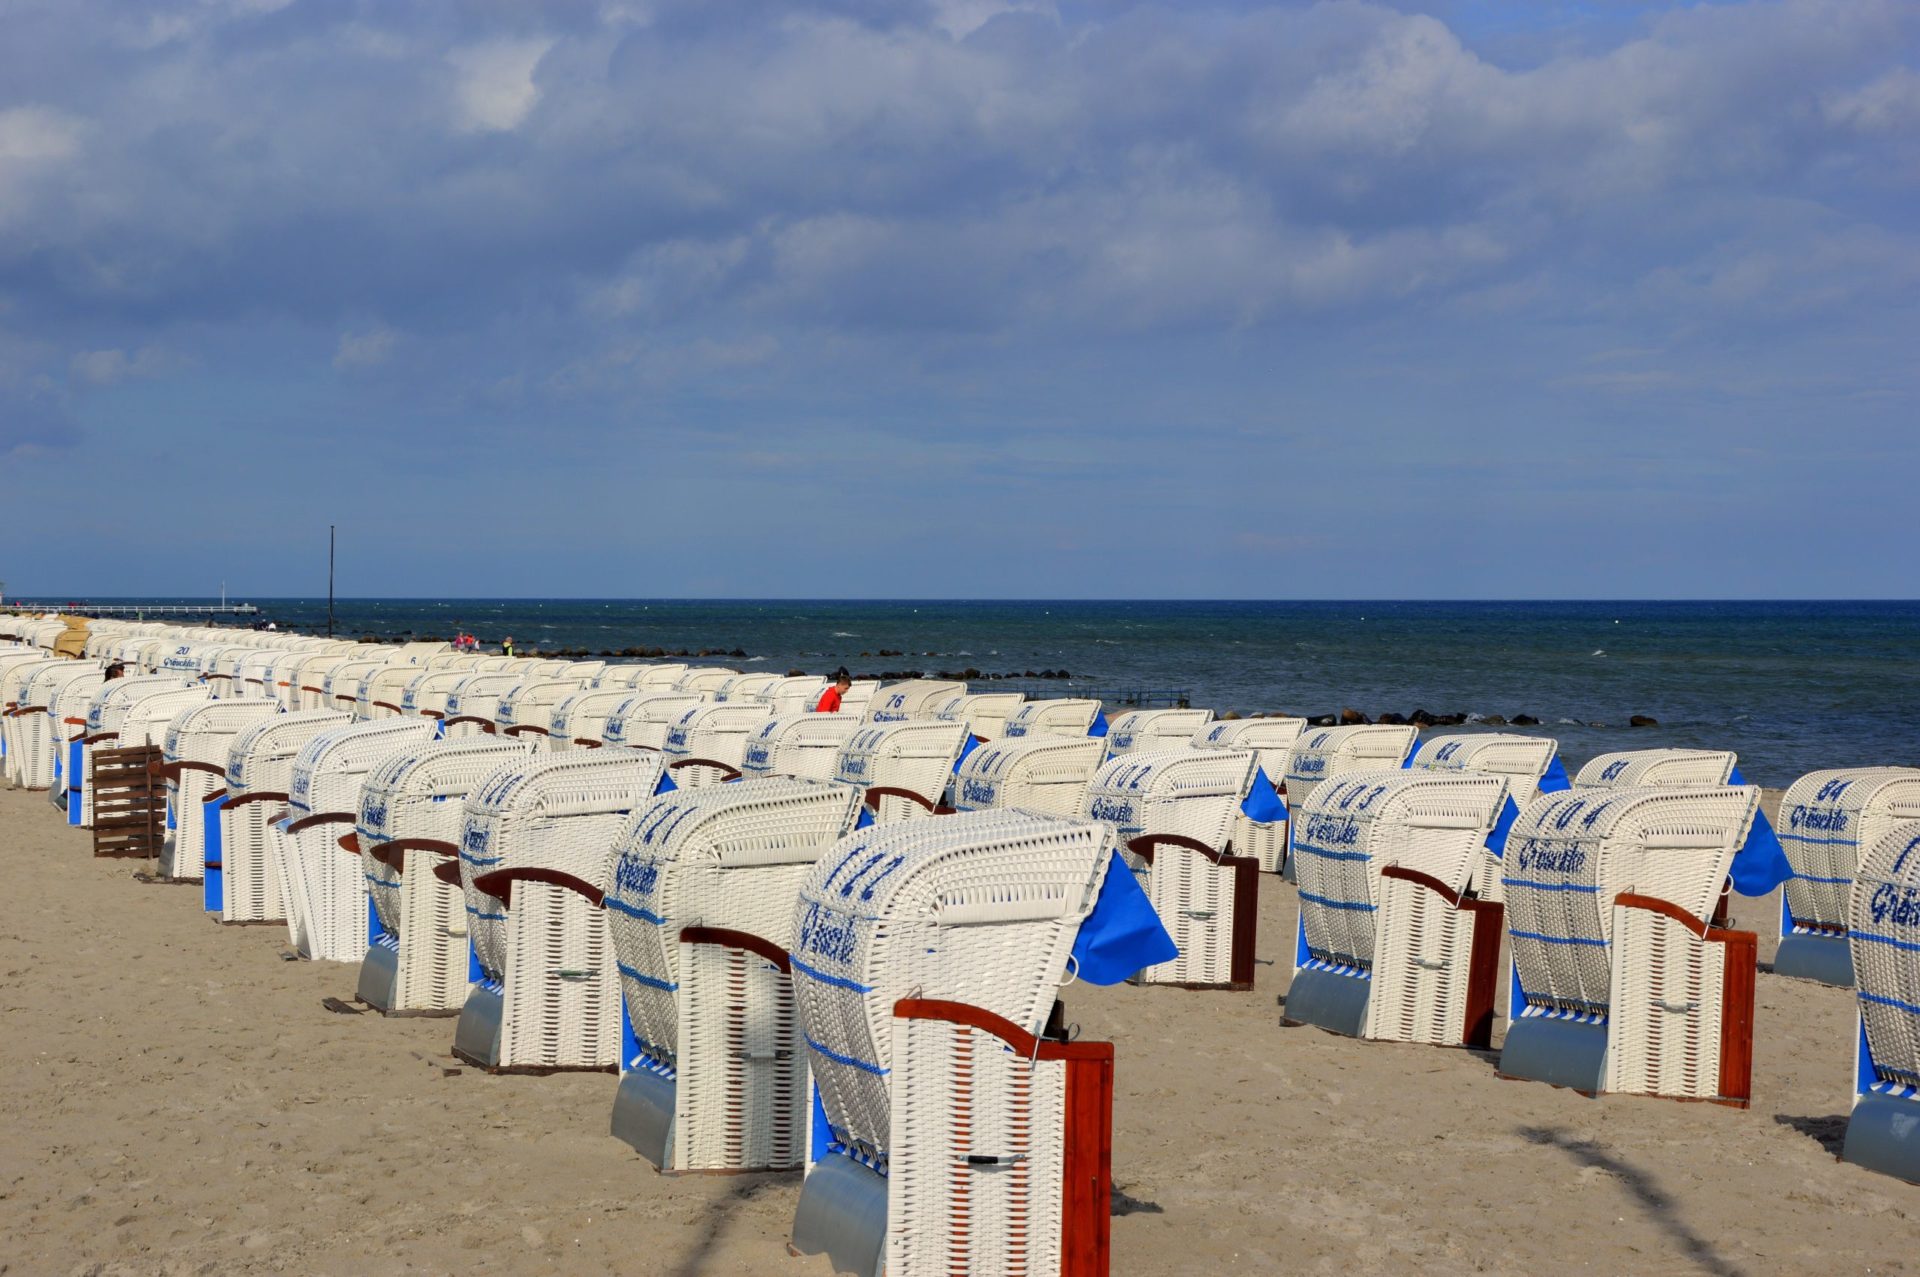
[223,790,289,809]
[1609,891,1757,1107]
[670,757,741,781]
[572,738,603,749]
[285,811,355,836]
[432,860,463,887]
[472,866,605,908]
[504,724,550,738]
[419,709,444,720]
[338,832,361,854]
[863,785,937,813]
[680,925,791,971]
[441,716,497,733]
[371,701,405,715]
[157,759,226,782]
[81,732,119,746]
[1126,833,1230,866]
[203,788,228,803]
[366,837,459,875]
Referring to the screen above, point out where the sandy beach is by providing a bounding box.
[0,781,1911,1276]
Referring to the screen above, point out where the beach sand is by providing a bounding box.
[1,783,1912,1276]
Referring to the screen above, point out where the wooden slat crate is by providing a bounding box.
[91,745,165,859]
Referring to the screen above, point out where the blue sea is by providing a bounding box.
[42,598,1920,788]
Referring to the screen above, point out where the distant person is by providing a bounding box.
[502,635,515,657]
[103,662,126,681]
[816,669,852,713]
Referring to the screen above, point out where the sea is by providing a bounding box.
[36,598,1920,788]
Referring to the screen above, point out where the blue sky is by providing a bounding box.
[2,0,1915,599]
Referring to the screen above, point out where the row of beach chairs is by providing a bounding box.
[7,611,1920,1273]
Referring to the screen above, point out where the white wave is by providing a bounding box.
[833,631,857,637]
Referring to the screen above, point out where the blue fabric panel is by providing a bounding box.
[1069,852,1178,985]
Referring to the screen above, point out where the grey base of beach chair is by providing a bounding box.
[1771,932,1854,988]
[354,942,402,1014]
[1842,1096,1920,1185]
[1284,968,1371,1039]
[609,1068,675,1168]
[1498,1017,1608,1095]
[789,1154,887,1277]
[452,985,505,1069]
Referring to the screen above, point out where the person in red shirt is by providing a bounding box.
[815,669,852,713]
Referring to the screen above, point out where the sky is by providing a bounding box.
[1,0,1915,600]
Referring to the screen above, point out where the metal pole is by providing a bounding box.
[328,525,336,637]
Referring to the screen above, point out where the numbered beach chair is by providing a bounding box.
[356,663,420,720]
[440,671,525,738]
[352,735,534,1014]
[1841,821,1920,1183]
[493,676,594,748]
[1574,749,1736,790]
[1194,717,1306,873]
[738,713,865,781]
[998,697,1097,741]
[159,700,279,883]
[547,689,633,751]
[452,750,668,1072]
[948,735,1108,819]
[1284,771,1511,1046]
[758,675,830,716]
[834,721,970,823]
[1282,725,1420,875]
[277,718,438,961]
[660,702,776,787]
[864,679,967,723]
[1083,747,1263,990]
[1103,707,1213,757]
[930,691,1026,742]
[70,676,198,827]
[1774,768,1920,987]
[790,809,1164,1277]
[1497,784,1761,1106]
[1409,733,1563,901]
[392,640,451,665]
[214,710,352,924]
[712,672,781,703]
[673,667,739,698]
[605,779,865,1170]
[602,692,705,752]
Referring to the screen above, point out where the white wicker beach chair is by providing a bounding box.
[739,713,866,782]
[352,736,533,1015]
[69,675,198,827]
[713,672,781,703]
[493,676,594,748]
[1282,725,1421,874]
[1,654,64,787]
[158,700,280,889]
[1194,717,1307,874]
[1574,748,1737,790]
[546,689,634,751]
[1083,746,1262,989]
[1774,769,1920,987]
[605,779,865,1171]
[930,691,1026,742]
[356,663,421,720]
[1497,784,1761,1105]
[452,750,668,1072]
[1409,733,1563,902]
[948,736,1108,819]
[602,692,706,752]
[321,658,387,717]
[673,668,739,698]
[1103,707,1213,758]
[232,648,280,701]
[833,720,970,824]
[215,710,352,924]
[661,702,777,787]
[864,679,967,723]
[758,675,830,716]
[289,652,362,712]
[593,664,688,692]
[392,641,451,665]
[789,810,1130,1277]
[1000,698,1105,741]
[439,671,525,738]
[397,668,467,726]
[1840,821,1920,1183]
[1284,771,1511,1047]
[837,680,880,720]
[278,718,438,961]
[39,664,107,813]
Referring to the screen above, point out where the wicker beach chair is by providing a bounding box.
[1194,717,1307,873]
[1083,746,1263,989]
[1103,707,1214,758]
[158,700,280,887]
[659,702,777,787]
[320,658,388,717]
[215,710,353,924]
[1774,769,1920,987]
[833,720,971,824]
[37,664,106,810]
[1574,749,1737,790]
[1281,725,1421,874]
[1000,698,1105,741]
[758,675,830,716]
[493,676,594,748]
[930,691,1026,742]
[439,671,525,738]
[789,810,1147,1277]
[602,692,706,752]
[738,713,865,781]
[452,750,669,1072]
[278,718,438,961]
[392,641,451,665]
[398,668,468,726]
[1497,784,1762,1105]
[673,668,739,698]
[593,664,688,692]
[948,736,1108,819]
[1409,733,1564,902]
[1840,820,1920,1182]
[605,779,865,1171]
[864,679,967,723]
[712,672,781,703]
[546,689,633,751]
[69,675,199,827]
[1,654,64,787]
[356,663,421,720]
[352,736,534,1015]
[1285,771,1512,1047]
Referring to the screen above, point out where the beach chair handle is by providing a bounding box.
[156,759,225,783]
[223,790,290,809]
[440,716,497,733]
[286,811,355,836]
[504,724,550,738]
[671,757,742,781]
[864,785,938,814]
[572,738,604,749]
[366,837,459,875]
[1126,833,1230,866]
[680,925,791,971]
[470,866,604,908]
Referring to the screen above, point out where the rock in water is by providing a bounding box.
[1629,714,1659,728]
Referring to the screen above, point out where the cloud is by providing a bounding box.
[333,324,398,369]
[448,38,554,133]
[69,345,174,385]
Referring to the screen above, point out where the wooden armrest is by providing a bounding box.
[1127,833,1228,866]
[680,926,790,970]
[286,811,355,836]
[367,837,459,875]
[157,759,226,782]
[863,785,936,813]
[80,732,119,746]
[1613,891,1708,937]
[441,716,496,733]
[572,738,603,749]
[432,860,463,887]
[470,867,603,908]
[892,998,1113,1063]
[504,724,550,738]
[1380,865,1464,907]
[671,757,741,781]
[339,832,361,854]
[224,790,290,809]
[204,788,228,803]
[372,701,404,715]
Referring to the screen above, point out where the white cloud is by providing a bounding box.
[333,325,398,369]
[0,105,85,162]
[69,346,174,385]
[448,38,554,133]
